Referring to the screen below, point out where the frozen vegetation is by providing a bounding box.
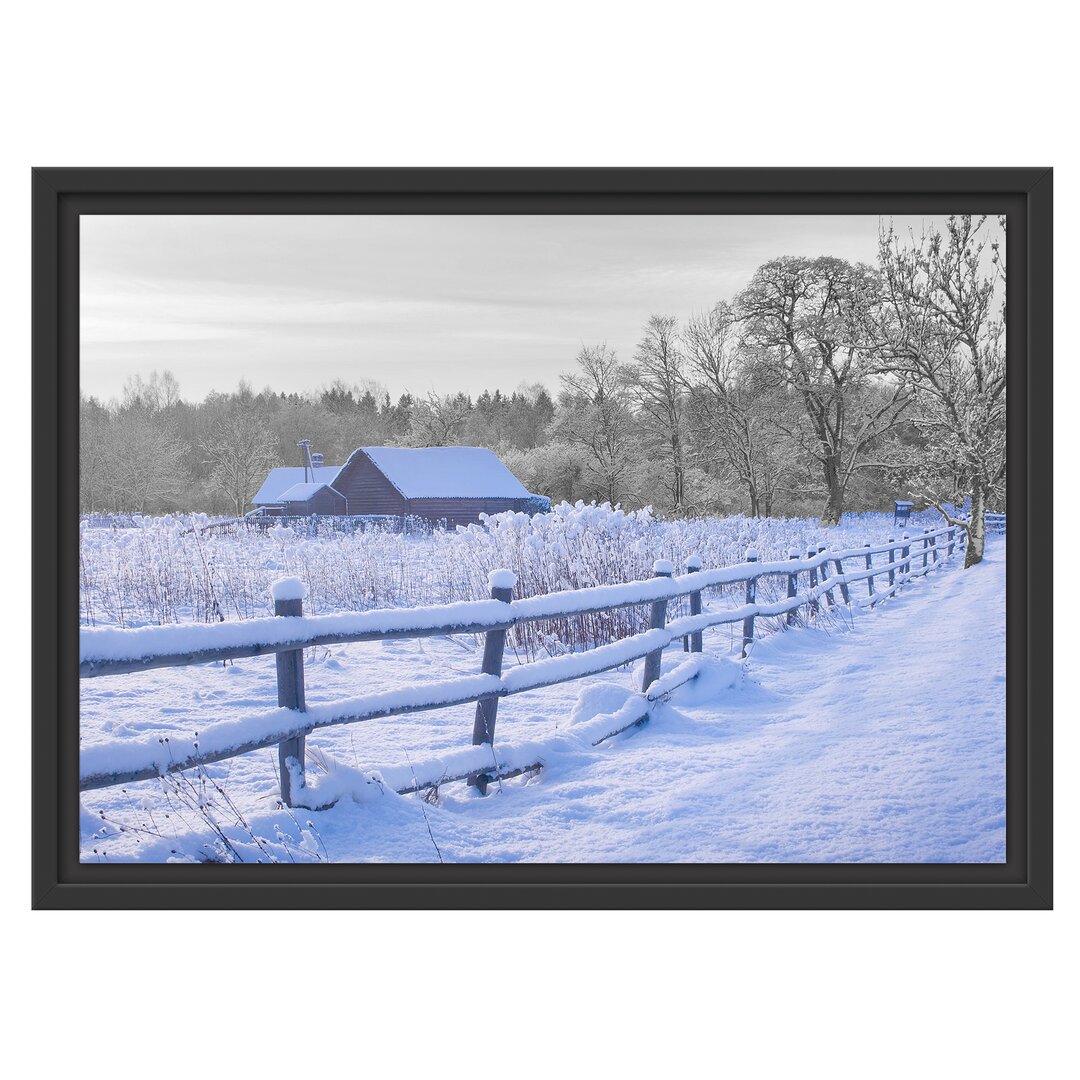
[79,500,953,656]
[78,503,1005,864]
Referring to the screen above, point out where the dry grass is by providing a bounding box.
[79,503,942,656]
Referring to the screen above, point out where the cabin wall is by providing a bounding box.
[407,497,523,527]
[285,487,347,516]
[333,452,408,515]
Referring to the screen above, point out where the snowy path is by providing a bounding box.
[81,542,1005,863]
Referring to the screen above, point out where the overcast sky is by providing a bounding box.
[80,214,993,402]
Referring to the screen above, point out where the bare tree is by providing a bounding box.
[408,391,471,446]
[122,369,181,412]
[121,416,189,512]
[80,391,190,513]
[556,344,637,505]
[202,403,276,517]
[737,256,911,525]
[629,315,689,513]
[106,416,189,512]
[682,303,793,517]
[79,395,112,512]
[877,215,1006,566]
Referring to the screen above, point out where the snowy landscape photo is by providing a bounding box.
[77,212,1007,864]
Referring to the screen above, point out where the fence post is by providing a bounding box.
[819,544,834,607]
[641,560,673,691]
[902,534,911,584]
[469,569,516,793]
[272,579,308,808]
[947,528,955,557]
[930,532,938,564]
[786,549,800,626]
[864,543,875,608]
[921,530,929,569]
[833,554,851,606]
[888,538,896,590]
[686,554,703,653]
[742,549,759,658]
[807,546,820,618]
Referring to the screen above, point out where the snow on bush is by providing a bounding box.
[79,501,954,656]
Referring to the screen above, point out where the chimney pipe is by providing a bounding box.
[297,439,313,484]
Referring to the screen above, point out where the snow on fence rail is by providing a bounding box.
[79,525,966,804]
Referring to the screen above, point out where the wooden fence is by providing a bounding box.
[181,513,437,538]
[79,525,965,806]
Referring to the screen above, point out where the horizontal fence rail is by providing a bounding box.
[80,525,967,803]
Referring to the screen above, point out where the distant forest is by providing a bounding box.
[80,216,1005,532]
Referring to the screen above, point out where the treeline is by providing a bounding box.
[75,358,911,521]
[80,216,1005,549]
[79,377,560,518]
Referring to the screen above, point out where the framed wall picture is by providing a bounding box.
[32,168,1052,908]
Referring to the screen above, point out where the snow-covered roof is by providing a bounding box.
[253,467,342,505]
[356,446,530,499]
[277,482,341,503]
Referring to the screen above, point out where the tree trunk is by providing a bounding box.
[670,427,685,513]
[964,483,987,568]
[748,479,760,518]
[821,456,844,526]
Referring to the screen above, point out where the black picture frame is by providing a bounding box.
[32,167,1053,910]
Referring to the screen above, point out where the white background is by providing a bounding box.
[2,2,1072,1076]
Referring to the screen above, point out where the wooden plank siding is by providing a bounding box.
[407,497,523,527]
[283,486,346,516]
[333,450,409,516]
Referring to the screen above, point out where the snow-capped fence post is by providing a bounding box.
[742,549,758,658]
[818,545,834,607]
[864,543,876,607]
[947,528,955,557]
[902,535,911,584]
[887,538,896,589]
[807,546,820,619]
[833,554,851,606]
[786,549,799,626]
[930,532,938,564]
[271,578,308,807]
[922,530,929,569]
[641,561,673,691]
[685,554,703,653]
[469,570,517,792]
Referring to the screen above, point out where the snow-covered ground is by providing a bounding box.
[79,530,1005,864]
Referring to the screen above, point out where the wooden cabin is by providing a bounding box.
[252,446,544,527]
